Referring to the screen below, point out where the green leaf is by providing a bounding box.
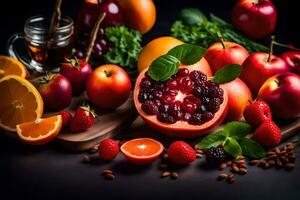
[212,64,242,84]
[168,44,206,65]
[224,137,242,158]
[238,138,266,159]
[179,8,207,25]
[224,121,251,140]
[198,130,227,149]
[148,54,180,81]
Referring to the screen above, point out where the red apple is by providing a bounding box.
[258,72,300,119]
[61,58,92,96]
[204,41,249,74]
[281,51,300,75]
[86,64,131,109]
[232,0,277,39]
[36,74,72,111]
[240,52,289,96]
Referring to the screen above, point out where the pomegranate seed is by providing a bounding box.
[167,79,178,90]
[181,101,197,113]
[177,68,189,77]
[157,113,176,124]
[153,90,163,99]
[177,77,194,94]
[159,104,170,113]
[140,77,152,89]
[190,71,207,82]
[182,112,192,121]
[141,101,158,115]
[189,113,203,125]
[202,112,214,121]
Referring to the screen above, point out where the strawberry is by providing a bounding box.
[98,139,119,161]
[59,110,73,129]
[252,120,282,149]
[70,104,96,133]
[243,100,272,129]
[167,141,196,165]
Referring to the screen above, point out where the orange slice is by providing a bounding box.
[0,55,29,78]
[0,75,43,132]
[16,115,62,145]
[121,138,164,165]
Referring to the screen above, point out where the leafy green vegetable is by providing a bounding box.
[170,9,269,53]
[179,8,207,25]
[148,54,180,81]
[197,121,265,159]
[167,44,206,65]
[212,64,242,84]
[104,26,142,72]
[238,138,266,159]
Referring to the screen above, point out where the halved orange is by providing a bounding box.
[16,115,62,145]
[0,75,43,132]
[0,55,29,78]
[120,138,164,165]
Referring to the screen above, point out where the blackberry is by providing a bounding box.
[205,146,227,166]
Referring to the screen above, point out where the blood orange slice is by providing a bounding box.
[120,138,164,165]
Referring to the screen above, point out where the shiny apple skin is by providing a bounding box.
[86,64,131,109]
[240,52,290,96]
[258,72,300,119]
[38,74,72,111]
[232,0,277,39]
[61,60,92,96]
[281,51,300,75]
[204,41,249,74]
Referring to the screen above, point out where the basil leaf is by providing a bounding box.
[168,44,206,65]
[179,8,207,25]
[198,130,227,149]
[212,64,242,84]
[239,138,266,159]
[148,54,180,81]
[224,137,242,158]
[224,121,251,140]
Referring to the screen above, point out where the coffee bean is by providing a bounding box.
[83,155,91,163]
[226,160,232,165]
[236,159,246,165]
[219,163,227,170]
[284,163,295,171]
[231,165,239,173]
[102,169,113,175]
[217,173,228,181]
[280,156,289,164]
[196,153,203,158]
[226,177,235,184]
[239,164,248,169]
[162,153,169,160]
[194,144,199,150]
[267,154,277,160]
[196,149,203,154]
[171,172,178,179]
[161,171,171,178]
[238,168,248,175]
[249,160,258,165]
[104,173,115,180]
[159,164,168,170]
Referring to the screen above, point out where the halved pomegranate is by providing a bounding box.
[134,66,228,138]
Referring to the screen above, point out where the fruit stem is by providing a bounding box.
[274,79,281,86]
[85,12,106,63]
[104,70,112,77]
[267,35,275,62]
[220,38,226,50]
[273,41,300,51]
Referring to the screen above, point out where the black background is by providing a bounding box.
[0,0,300,200]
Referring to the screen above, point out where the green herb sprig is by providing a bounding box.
[198,121,266,159]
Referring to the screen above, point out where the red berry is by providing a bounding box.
[167,141,196,165]
[243,100,272,129]
[252,121,282,149]
[98,139,119,161]
[70,104,96,133]
[59,110,73,129]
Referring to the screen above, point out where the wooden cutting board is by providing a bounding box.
[55,93,138,152]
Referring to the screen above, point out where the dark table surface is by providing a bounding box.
[1,0,300,199]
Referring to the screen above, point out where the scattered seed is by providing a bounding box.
[275,148,281,154]
[239,164,248,169]
[102,169,113,175]
[231,165,239,173]
[196,153,203,159]
[161,171,171,178]
[104,173,115,180]
[171,172,179,179]
[194,144,199,150]
[235,159,246,165]
[280,156,289,164]
[196,149,203,154]
[284,163,295,171]
[276,158,283,168]
[267,155,277,160]
[162,153,169,160]
[159,164,168,170]
[83,155,90,163]
[249,160,258,165]
[226,160,232,165]
[268,160,276,166]
[267,151,276,156]
[238,168,248,175]
[227,173,234,179]
[219,163,227,170]
[217,173,228,181]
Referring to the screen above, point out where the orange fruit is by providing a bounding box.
[0,55,29,78]
[16,115,62,145]
[117,0,156,34]
[137,36,184,72]
[120,138,163,165]
[0,75,43,132]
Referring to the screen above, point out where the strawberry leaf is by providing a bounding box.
[238,138,266,159]
[212,64,242,84]
[198,130,227,149]
[224,121,251,140]
[224,137,242,158]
